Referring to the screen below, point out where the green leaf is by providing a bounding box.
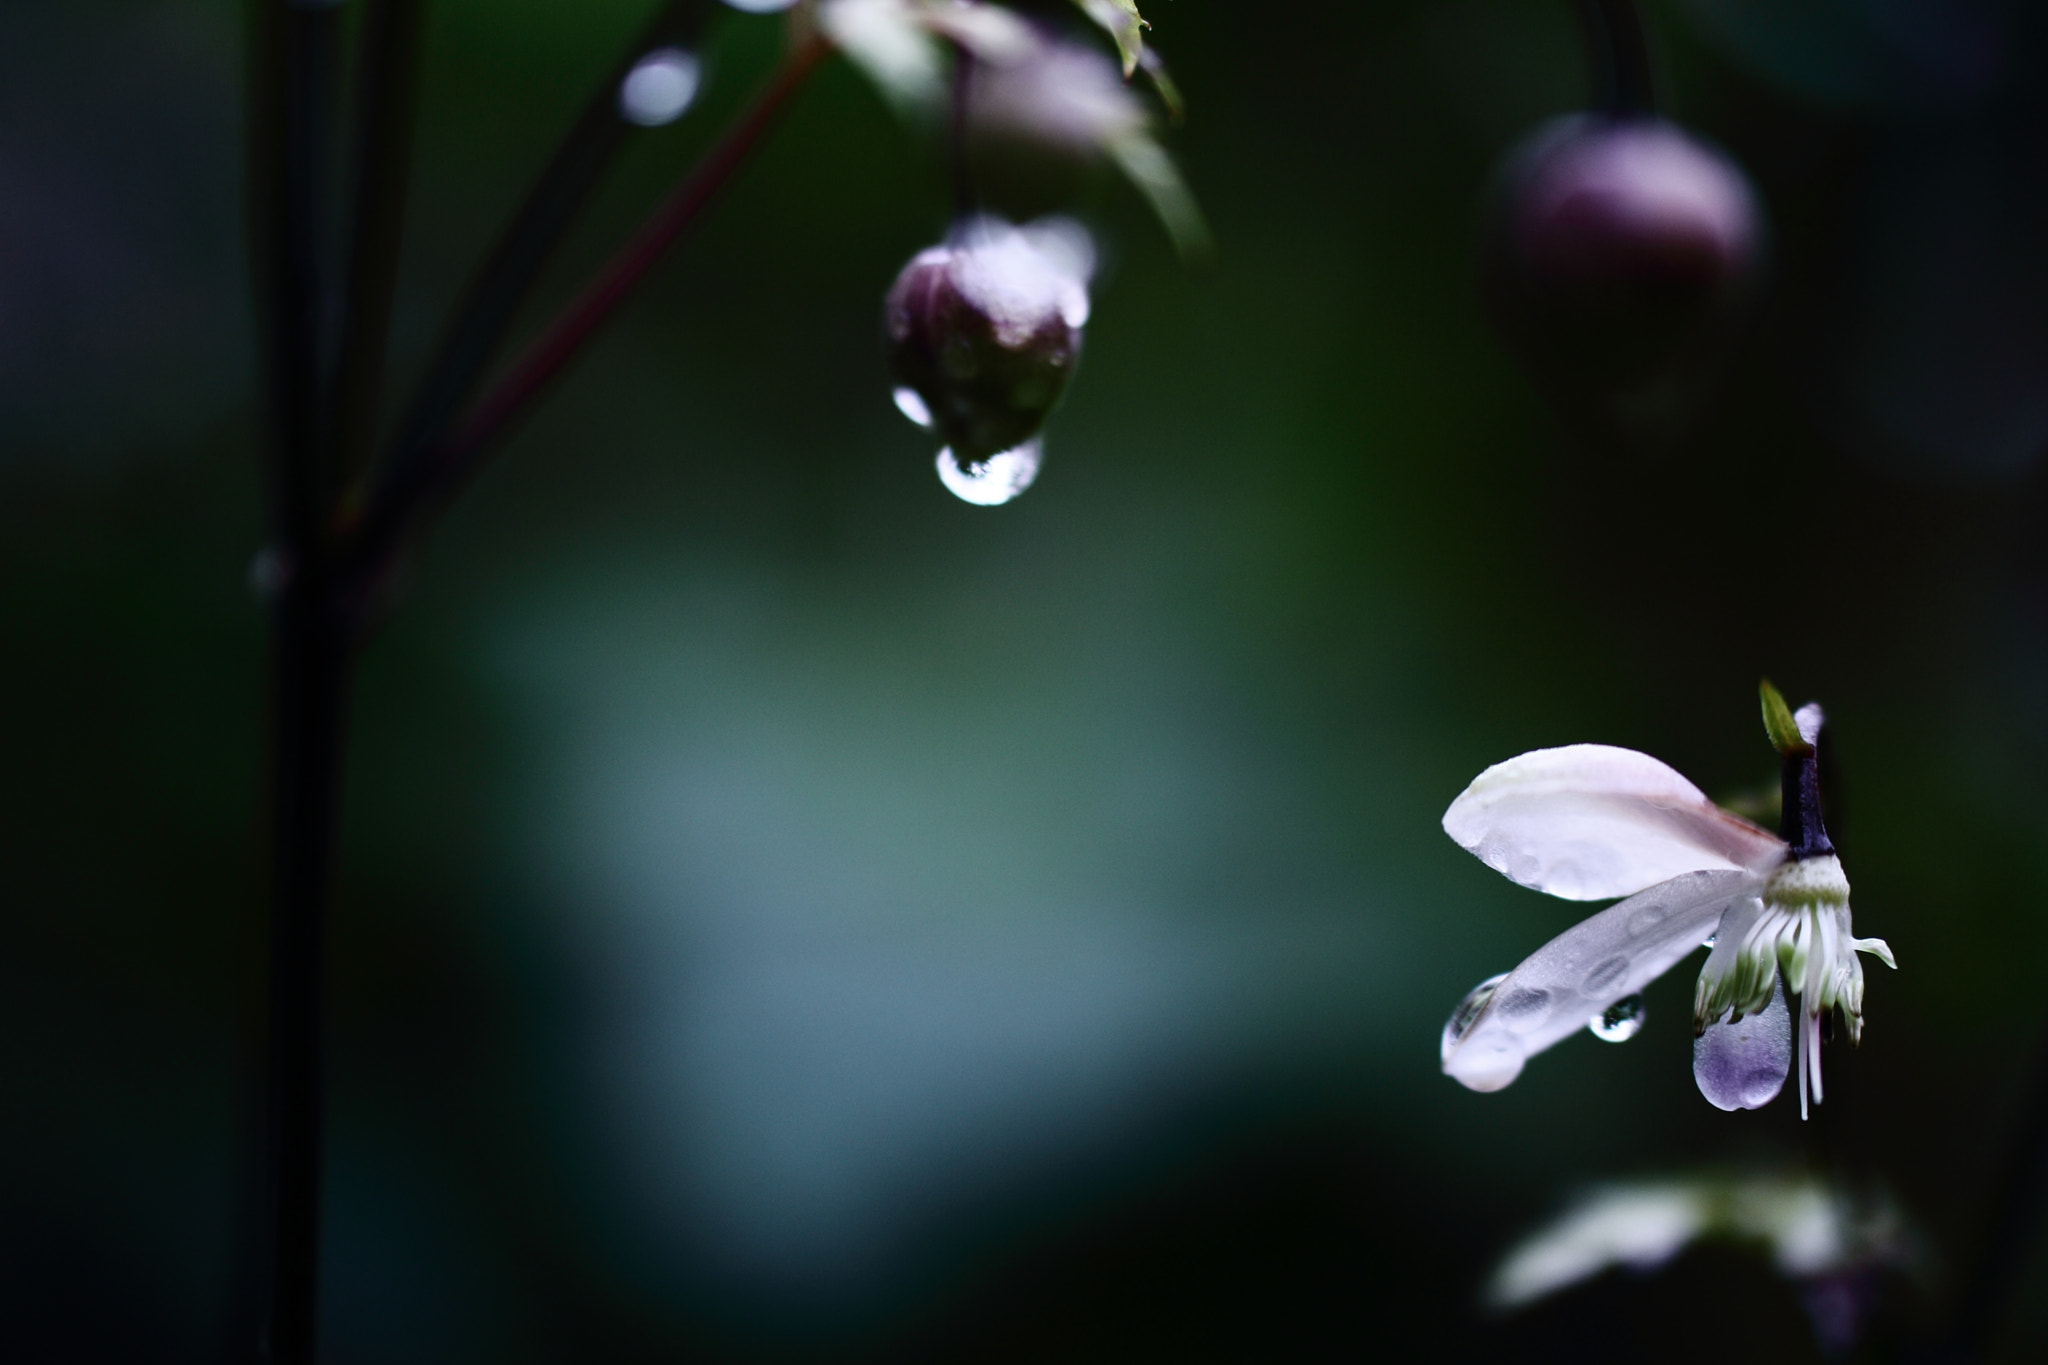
[1758,679,1809,756]
[1135,47,1185,124]
[1072,0,1148,78]
[1108,132,1212,264]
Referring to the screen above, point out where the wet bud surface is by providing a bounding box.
[885,217,1091,466]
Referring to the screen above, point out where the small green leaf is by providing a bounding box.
[1072,0,1149,78]
[1758,679,1808,755]
[1135,46,1184,124]
[1108,132,1212,263]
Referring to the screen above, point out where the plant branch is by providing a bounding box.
[1576,0,1655,118]
[329,0,426,492]
[247,2,346,1361]
[250,0,343,552]
[341,31,832,593]
[345,0,717,534]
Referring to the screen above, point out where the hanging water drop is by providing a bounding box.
[893,387,934,429]
[937,439,1041,506]
[1589,994,1646,1042]
[618,48,701,127]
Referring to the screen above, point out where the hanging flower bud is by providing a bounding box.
[884,216,1093,503]
[1483,115,1763,413]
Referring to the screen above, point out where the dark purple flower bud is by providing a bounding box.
[1485,115,1763,399]
[885,217,1092,483]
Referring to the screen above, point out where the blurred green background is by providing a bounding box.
[7,0,2048,1359]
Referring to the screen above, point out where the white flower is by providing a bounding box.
[1438,686,1895,1117]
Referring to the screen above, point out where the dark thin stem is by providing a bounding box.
[342,33,831,592]
[950,43,977,221]
[347,0,716,530]
[248,2,346,1361]
[329,0,426,491]
[257,576,352,1365]
[1576,0,1655,118]
[251,0,343,551]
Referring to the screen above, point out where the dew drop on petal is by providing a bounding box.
[1495,986,1552,1021]
[1583,954,1629,995]
[1589,994,1646,1042]
[937,439,1041,506]
[1442,972,1508,1056]
[1693,978,1792,1111]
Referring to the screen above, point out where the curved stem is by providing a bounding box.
[1575,0,1655,118]
[348,0,718,532]
[329,0,426,493]
[341,33,832,596]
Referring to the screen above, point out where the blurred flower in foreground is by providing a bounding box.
[1488,1173,1911,1356]
[886,215,1093,505]
[1439,683,1895,1116]
[822,0,1205,256]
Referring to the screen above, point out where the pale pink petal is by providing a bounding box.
[1443,744,1787,901]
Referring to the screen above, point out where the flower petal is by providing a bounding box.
[1442,869,1753,1093]
[1443,744,1788,901]
[1693,976,1791,1111]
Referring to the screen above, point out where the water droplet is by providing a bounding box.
[247,545,290,602]
[1583,954,1629,994]
[892,386,934,429]
[1442,972,1509,1055]
[1703,933,1718,949]
[618,48,701,127]
[937,439,1041,506]
[1589,994,1646,1042]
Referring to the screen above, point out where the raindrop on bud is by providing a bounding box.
[885,217,1092,501]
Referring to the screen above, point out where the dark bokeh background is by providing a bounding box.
[7,0,2048,1359]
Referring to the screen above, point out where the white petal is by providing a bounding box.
[1442,869,1752,1093]
[1443,744,1788,901]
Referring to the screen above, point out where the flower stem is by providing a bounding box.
[346,0,719,539]
[256,570,353,1365]
[329,0,427,493]
[341,31,832,594]
[1575,0,1655,118]
[248,0,346,1359]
